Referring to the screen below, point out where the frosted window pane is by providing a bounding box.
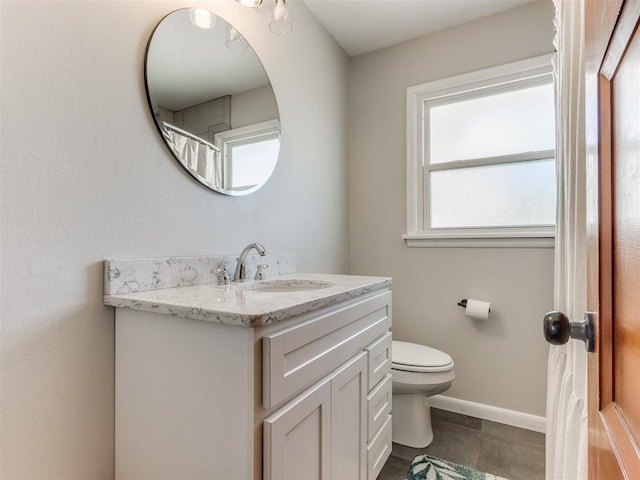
[429,159,556,228]
[230,138,279,188]
[429,83,555,164]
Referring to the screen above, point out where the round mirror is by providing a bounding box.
[145,9,280,196]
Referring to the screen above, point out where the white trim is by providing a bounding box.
[430,394,546,433]
[213,119,280,149]
[403,225,555,248]
[403,235,555,248]
[406,54,554,100]
[427,150,555,171]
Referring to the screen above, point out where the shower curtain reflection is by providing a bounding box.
[163,122,222,189]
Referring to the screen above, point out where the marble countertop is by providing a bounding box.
[104,273,391,328]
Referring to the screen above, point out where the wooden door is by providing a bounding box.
[585,0,640,478]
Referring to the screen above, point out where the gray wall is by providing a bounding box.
[349,1,555,417]
[0,1,349,478]
[232,85,278,128]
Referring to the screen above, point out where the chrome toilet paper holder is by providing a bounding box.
[457,299,468,308]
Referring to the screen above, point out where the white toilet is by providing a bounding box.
[391,340,455,448]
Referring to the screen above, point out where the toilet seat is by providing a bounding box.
[392,340,454,373]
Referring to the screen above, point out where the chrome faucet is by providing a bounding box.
[233,242,267,282]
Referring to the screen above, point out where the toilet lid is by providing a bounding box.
[392,340,454,373]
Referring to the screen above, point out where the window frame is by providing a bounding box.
[214,119,280,192]
[404,54,556,248]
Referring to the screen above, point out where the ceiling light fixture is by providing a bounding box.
[189,8,217,29]
[236,0,291,35]
[235,0,263,7]
[225,25,249,52]
[269,0,292,34]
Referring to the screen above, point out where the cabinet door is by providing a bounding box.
[331,352,368,480]
[264,379,332,480]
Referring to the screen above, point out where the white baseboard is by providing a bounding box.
[430,395,546,434]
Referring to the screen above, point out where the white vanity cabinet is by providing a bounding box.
[262,290,392,480]
[112,277,391,480]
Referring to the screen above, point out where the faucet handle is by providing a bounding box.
[255,264,269,281]
[213,266,231,285]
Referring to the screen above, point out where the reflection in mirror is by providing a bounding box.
[145,9,280,195]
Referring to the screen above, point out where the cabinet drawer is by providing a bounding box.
[367,373,392,443]
[367,415,392,480]
[263,290,392,409]
[366,332,392,391]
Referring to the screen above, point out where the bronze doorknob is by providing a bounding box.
[543,311,595,352]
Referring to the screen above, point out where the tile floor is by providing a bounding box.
[378,408,545,480]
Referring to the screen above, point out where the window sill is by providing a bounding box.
[402,234,555,248]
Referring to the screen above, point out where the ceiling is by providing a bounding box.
[147,9,270,111]
[302,0,538,57]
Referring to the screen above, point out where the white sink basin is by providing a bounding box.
[242,279,334,293]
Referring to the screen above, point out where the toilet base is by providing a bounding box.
[392,393,433,448]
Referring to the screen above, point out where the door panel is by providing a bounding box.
[612,24,640,444]
[331,353,367,480]
[586,0,640,478]
[263,380,331,480]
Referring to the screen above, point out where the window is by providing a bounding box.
[404,55,556,247]
[214,119,280,194]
